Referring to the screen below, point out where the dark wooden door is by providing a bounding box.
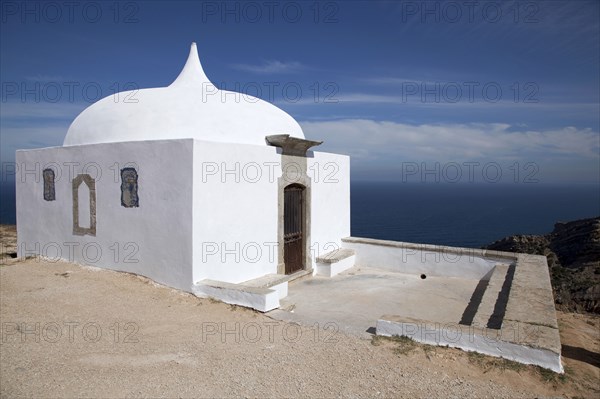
[284,185,304,274]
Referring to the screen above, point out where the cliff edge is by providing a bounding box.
[486,217,600,314]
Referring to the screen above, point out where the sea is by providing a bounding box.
[1,181,598,248]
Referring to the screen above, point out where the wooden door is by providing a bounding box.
[284,185,304,274]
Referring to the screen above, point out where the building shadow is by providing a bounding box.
[459,278,489,326]
[561,344,600,368]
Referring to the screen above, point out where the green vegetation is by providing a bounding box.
[371,334,417,355]
[535,365,569,383]
[467,351,526,373]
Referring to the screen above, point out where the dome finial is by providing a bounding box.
[63,42,305,147]
[170,42,211,87]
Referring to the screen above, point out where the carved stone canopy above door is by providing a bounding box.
[265,134,323,157]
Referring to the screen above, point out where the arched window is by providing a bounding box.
[72,174,96,236]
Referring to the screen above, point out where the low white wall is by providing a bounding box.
[342,237,515,280]
[308,152,351,271]
[16,139,194,291]
[377,317,563,373]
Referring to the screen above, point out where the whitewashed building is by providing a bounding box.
[16,43,565,373]
[16,43,352,311]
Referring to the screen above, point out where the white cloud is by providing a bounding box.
[0,125,68,164]
[0,101,87,120]
[300,119,600,183]
[335,93,599,110]
[0,102,83,163]
[300,119,600,161]
[24,75,72,82]
[361,77,438,86]
[231,60,306,74]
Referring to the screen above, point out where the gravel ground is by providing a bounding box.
[1,225,598,398]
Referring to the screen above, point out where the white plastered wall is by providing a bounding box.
[16,139,194,291]
[308,151,351,270]
[192,140,281,284]
[16,138,351,289]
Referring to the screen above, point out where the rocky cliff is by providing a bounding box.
[485,217,600,314]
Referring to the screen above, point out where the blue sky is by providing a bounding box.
[1,0,599,184]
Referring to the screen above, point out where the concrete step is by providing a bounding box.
[472,264,510,328]
[192,273,291,312]
[241,273,289,300]
[316,248,356,277]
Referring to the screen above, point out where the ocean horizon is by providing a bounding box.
[1,180,598,248]
[350,181,599,248]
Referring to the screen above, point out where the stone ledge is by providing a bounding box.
[242,273,290,288]
[377,315,563,373]
[316,248,355,264]
[192,279,280,312]
[342,237,519,261]
[287,269,314,283]
[197,279,272,295]
[316,249,356,277]
[241,274,289,300]
[503,256,558,330]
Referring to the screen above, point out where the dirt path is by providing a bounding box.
[1,225,598,398]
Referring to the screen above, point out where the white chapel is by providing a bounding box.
[16,43,352,311]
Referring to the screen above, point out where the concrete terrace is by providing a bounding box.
[270,267,480,336]
[269,237,563,373]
